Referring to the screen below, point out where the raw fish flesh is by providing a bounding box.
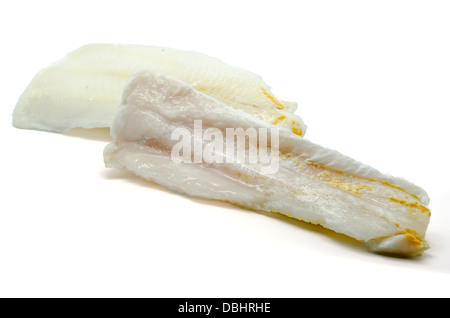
[104,70,431,257]
[12,44,305,135]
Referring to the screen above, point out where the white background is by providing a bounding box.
[1,0,449,297]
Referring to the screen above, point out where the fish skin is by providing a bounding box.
[104,70,431,257]
[12,44,305,135]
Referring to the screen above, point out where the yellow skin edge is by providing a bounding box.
[13,44,308,136]
[261,87,285,110]
[198,87,304,137]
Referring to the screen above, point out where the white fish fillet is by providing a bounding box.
[104,71,431,257]
[12,44,305,135]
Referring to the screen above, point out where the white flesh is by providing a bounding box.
[104,71,431,256]
[13,44,305,135]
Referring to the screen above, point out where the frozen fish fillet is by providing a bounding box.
[104,71,431,256]
[12,44,305,135]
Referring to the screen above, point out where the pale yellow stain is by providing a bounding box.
[318,172,374,195]
[390,198,430,214]
[261,87,284,110]
[272,115,286,124]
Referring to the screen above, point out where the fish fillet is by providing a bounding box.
[12,44,305,135]
[104,71,431,257]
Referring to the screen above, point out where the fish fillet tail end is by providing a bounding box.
[366,233,429,257]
